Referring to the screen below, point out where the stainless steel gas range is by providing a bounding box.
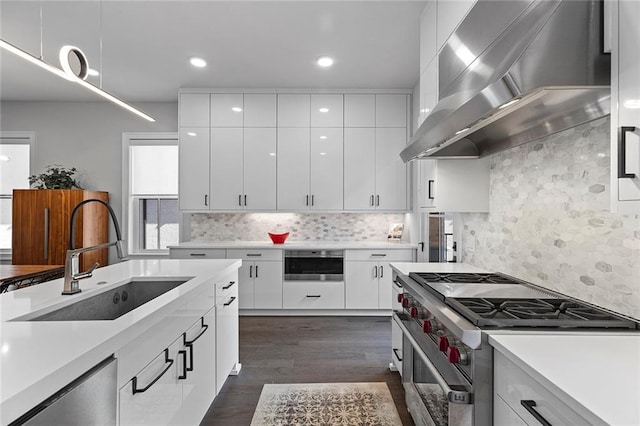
[392,271,638,426]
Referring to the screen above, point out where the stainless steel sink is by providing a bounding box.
[19,279,189,321]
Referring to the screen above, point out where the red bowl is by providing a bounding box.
[268,232,289,244]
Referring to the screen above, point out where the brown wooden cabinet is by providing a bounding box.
[12,190,110,269]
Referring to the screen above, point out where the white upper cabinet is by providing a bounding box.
[278,94,310,127]
[420,0,437,73]
[211,93,244,127]
[180,93,210,127]
[344,94,375,127]
[375,128,407,210]
[243,128,277,210]
[310,128,344,210]
[210,128,244,209]
[376,94,407,127]
[612,0,640,213]
[436,0,476,52]
[244,94,276,127]
[179,127,210,210]
[344,128,376,210]
[310,94,344,127]
[277,128,311,210]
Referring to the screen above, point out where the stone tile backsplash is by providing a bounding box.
[460,117,640,320]
[190,213,407,242]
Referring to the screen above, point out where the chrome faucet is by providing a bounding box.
[62,199,127,295]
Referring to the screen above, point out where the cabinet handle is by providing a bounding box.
[239,194,242,206]
[373,266,378,278]
[204,194,208,206]
[418,242,425,252]
[370,195,374,206]
[311,195,314,206]
[224,296,237,306]
[392,348,403,362]
[376,195,380,206]
[183,317,209,372]
[246,253,262,257]
[178,350,188,380]
[428,180,435,199]
[619,126,637,178]
[306,295,321,298]
[380,265,384,278]
[43,208,49,260]
[222,281,236,290]
[306,195,309,206]
[255,265,259,278]
[132,348,174,394]
[190,253,206,257]
[371,253,387,257]
[520,400,552,426]
[249,265,253,277]
[244,194,247,206]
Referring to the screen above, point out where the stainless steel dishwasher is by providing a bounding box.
[10,356,117,426]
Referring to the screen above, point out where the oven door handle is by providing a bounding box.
[393,313,472,405]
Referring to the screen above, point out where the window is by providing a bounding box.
[0,133,34,251]
[124,133,179,254]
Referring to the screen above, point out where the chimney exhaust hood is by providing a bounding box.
[401,0,610,162]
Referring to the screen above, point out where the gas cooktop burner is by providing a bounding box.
[447,298,638,328]
[409,272,520,285]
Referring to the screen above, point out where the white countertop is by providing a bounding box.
[0,258,241,424]
[388,262,489,275]
[169,240,417,250]
[489,333,640,426]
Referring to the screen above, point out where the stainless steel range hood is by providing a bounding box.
[401,0,611,162]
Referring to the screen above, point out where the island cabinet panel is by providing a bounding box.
[11,189,109,270]
[216,273,240,393]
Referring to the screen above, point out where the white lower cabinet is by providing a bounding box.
[494,351,591,426]
[227,249,283,309]
[345,249,414,309]
[215,275,240,393]
[169,248,226,259]
[283,281,345,309]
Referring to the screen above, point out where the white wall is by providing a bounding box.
[1,101,177,251]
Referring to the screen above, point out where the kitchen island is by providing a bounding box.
[0,258,241,425]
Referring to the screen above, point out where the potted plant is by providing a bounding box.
[29,165,82,189]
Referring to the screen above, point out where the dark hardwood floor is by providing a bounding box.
[201,316,414,425]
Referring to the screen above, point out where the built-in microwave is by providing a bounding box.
[283,250,344,281]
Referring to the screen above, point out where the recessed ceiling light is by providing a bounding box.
[269,152,276,156]
[317,56,334,67]
[0,155,10,162]
[320,152,327,156]
[232,107,242,112]
[319,108,329,113]
[319,135,328,140]
[187,132,197,136]
[87,68,99,77]
[624,99,640,109]
[190,57,207,68]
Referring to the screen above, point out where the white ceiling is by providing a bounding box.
[0,1,426,103]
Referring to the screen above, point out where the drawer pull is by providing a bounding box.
[132,348,174,394]
[224,296,237,306]
[371,253,387,257]
[618,126,637,178]
[306,295,321,298]
[183,317,209,372]
[190,253,206,257]
[521,400,552,426]
[380,265,384,278]
[392,348,403,362]
[222,281,236,290]
[178,350,188,380]
[246,253,262,257]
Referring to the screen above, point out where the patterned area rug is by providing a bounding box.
[250,382,403,426]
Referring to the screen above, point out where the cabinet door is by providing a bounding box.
[210,128,244,210]
[180,93,209,127]
[375,94,407,127]
[345,261,379,309]
[119,340,182,426]
[277,94,310,127]
[434,158,489,212]
[391,318,403,375]
[11,190,50,265]
[237,262,255,309]
[211,93,244,127]
[277,128,310,210]
[375,128,407,211]
[344,94,375,127]
[311,94,344,127]
[310,128,343,210]
[179,128,210,210]
[181,309,216,426]
[617,0,640,202]
[216,285,239,393]
[419,57,438,127]
[418,159,437,209]
[420,0,437,73]
[344,128,376,210]
[253,261,283,309]
[243,128,277,210]
[244,94,276,127]
[377,261,393,309]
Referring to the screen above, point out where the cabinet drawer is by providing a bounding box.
[283,282,344,309]
[494,351,591,426]
[227,248,282,261]
[216,274,239,305]
[345,249,414,262]
[170,248,226,259]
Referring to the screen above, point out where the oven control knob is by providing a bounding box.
[410,307,427,319]
[397,293,405,304]
[423,319,437,334]
[447,346,468,365]
[437,336,449,352]
[402,296,414,308]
